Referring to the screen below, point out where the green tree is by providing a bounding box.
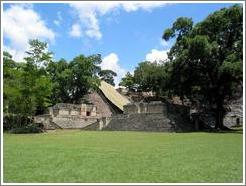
[119,72,135,91]
[98,69,117,86]
[68,54,101,103]
[47,59,71,103]
[163,5,243,129]
[47,54,102,104]
[20,39,53,115]
[134,61,170,97]
[3,52,23,114]
[25,39,53,68]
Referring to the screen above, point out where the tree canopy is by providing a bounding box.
[162,4,243,129]
[4,40,116,116]
[119,4,243,129]
[119,72,135,91]
[3,40,53,116]
[98,69,117,86]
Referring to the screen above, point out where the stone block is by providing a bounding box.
[123,104,138,114]
[70,110,80,116]
[147,102,165,113]
[59,109,69,115]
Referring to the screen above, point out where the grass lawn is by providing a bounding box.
[3,130,243,183]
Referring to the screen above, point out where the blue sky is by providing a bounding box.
[3,2,237,85]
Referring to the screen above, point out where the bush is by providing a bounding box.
[4,114,45,133]
[9,123,44,134]
[3,114,33,131]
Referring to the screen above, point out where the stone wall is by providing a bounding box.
[35,103,99,129]
[123,101,166,114]
[86,91,113,117]
[52,116,98,129]
[101,114,174,132]
[101,101,193,132]
[35,115,99,130]
[35,101,194,132]
[50,103,97,117]
[34,115,61,129]
[223,96,243,127]
[190,96,243,129]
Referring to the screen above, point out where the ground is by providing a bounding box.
[3,130,243,183]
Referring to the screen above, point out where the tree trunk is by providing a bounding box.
[215,102,225,130]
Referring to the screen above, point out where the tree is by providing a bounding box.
[119,72,135,91]
[98,69,117,86]
[162,5,243,129]
[134,61,170,97]
[3,52,23,114]
[3,39,54,116]
[3,39,105,119]
[68,54,101,103]
[47,59,71,103]
[47,54,102,104]
[25,39,53,68]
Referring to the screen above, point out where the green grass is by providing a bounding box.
[3,130,243,183]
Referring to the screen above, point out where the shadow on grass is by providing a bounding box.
[187,128,243,134]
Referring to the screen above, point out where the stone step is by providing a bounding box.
[52,117,98,129]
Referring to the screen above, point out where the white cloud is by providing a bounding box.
[53,20,60,26]
[101,53,127,87]
[69,23,82,37]
[53,11,63,26]
[145,49,169,63]
[3,46,26,62]
[3,4,55,61]
[69,2,167,40]
[122,2,167,12]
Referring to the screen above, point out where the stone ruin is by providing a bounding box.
[34,103,99,129]
[99,101,193,132]
[123,101,167,114]
[34,81,243,132]
[50,103,97,117]
[35,97,243,132]
[35,100,194,132]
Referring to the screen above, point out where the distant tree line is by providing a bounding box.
[119,5,243,129]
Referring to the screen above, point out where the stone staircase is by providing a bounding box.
[102,113,183,132]
[49,116,98,129]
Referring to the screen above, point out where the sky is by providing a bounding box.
[2,1,237,85]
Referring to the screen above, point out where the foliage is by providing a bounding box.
[3,113,43,133]
[98,69,117,86]
[119,72,135,91]
[162,17,193,41]
[47,54,102,104]
[162,4,243,129]
[69,54,101,103]
[22,40,53,115]
[3,52,23,114]
[4,39,107,120]
[24,39,53,68]
[9,123,44,134]
[133,61,171,97]
[3,114,32,131]
[3,40,53,130]
[46,59,71,103]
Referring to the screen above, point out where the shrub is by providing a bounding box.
[3,114,33,131]
[9,123,44,134]
[3,114,45,133]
